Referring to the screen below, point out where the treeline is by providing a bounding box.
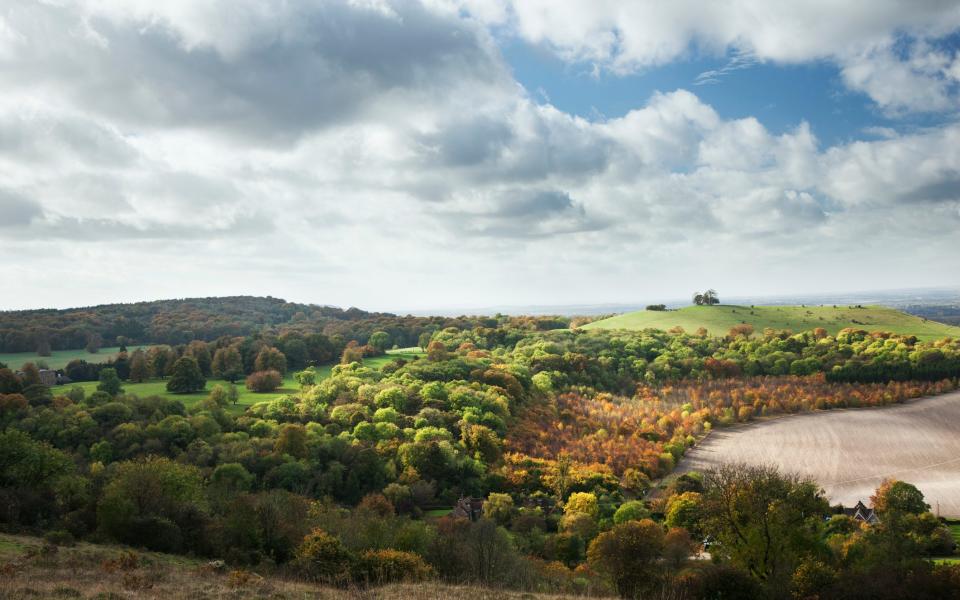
[0,295,572,353]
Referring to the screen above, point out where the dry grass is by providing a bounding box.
[0,534,602,600]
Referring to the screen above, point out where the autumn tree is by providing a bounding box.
[85,333,102,353]
[871,479,929,516]
[246,369,282,393]
[185,341,213,376]
[128,349,150,383]
[254,347,288,375]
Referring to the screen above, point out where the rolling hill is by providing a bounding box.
[580,304,960,341]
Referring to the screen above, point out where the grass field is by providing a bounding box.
[0,345,153,371]
[581,304,960,341]
[677,389,960,518]
[49,350,425,413]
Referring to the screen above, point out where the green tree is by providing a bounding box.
[871,479,929,516]
[587,519,666,598]
[97,368,123,396]
[97,456,207,553]
[701,464,829,593]
[613,500,649,524]
[368,331,391,353]
[166,357,206,394]
[211,346,244,382]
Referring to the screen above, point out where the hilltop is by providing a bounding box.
[580,304,960,341]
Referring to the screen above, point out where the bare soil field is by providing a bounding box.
[676,390,960,516]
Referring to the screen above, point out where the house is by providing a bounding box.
[451,497,484,521]
[842,500,879,524]
[38,369,58,387]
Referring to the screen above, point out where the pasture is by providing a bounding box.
[0,345,153,371]
[582,304,960,341]
[676,390,960,517]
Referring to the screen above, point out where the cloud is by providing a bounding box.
[0,189,41,226]
[463,1,960,114]
[0,0,957,309]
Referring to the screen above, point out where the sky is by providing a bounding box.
[1,0,959,312]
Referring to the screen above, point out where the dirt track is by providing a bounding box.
[676,390,960,516]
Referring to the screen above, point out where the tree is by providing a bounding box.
[613,500,649,524]
[587,519,665,598]
[35,338,51,357]
[97,456,207,553]
[254,347,288,375]
[564,492,599,519]
[97,368,123,396]
[703,289,719,305]
[368,331,391,353]
[85,333,102,354]
[483,493,514,526]
[128,349,150,383]
[20,363,41,386]
[246,369,282,393]
[701,464,829,593]
[185,341,212,376]
[871,479,929,516]
[166,357,206,394]
[0,368,22,394]
[211,346,244,382]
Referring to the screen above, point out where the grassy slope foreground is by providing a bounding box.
[582,304,960,341]
[0,533,597,600]
[676,388,960,517]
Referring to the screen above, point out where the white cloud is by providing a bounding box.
[0,0,957,310]
[462,0,960,114]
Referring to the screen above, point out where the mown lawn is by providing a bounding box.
[49,350,426,412]
[0,345,153,371]
[582,304,960,341]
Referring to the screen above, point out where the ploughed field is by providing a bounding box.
[676,390,960,517]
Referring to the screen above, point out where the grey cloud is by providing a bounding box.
[4,212,272,241]
[434,189,610,239]
[898,172,960,203]
[0,190,42,226]
[1,1,505,142]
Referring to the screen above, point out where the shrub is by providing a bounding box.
[245,370,282,393]
[294,529,354,585]
[43,530,75,547]
[352,549,433,585]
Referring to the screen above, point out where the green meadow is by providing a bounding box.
[49,349,425,413]
[582,304,960,341]
[0,345,153,371]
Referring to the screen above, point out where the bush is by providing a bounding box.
[43,530,75,547]
[352,549,433,585]
[245,370,282,393]
[294,529,354,585]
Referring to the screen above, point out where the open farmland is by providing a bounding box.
[676,389,960,517]
[582,305,960,341]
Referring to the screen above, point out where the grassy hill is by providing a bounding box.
[581,304,960,341]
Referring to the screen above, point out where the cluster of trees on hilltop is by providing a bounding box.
[0,316,958,597]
